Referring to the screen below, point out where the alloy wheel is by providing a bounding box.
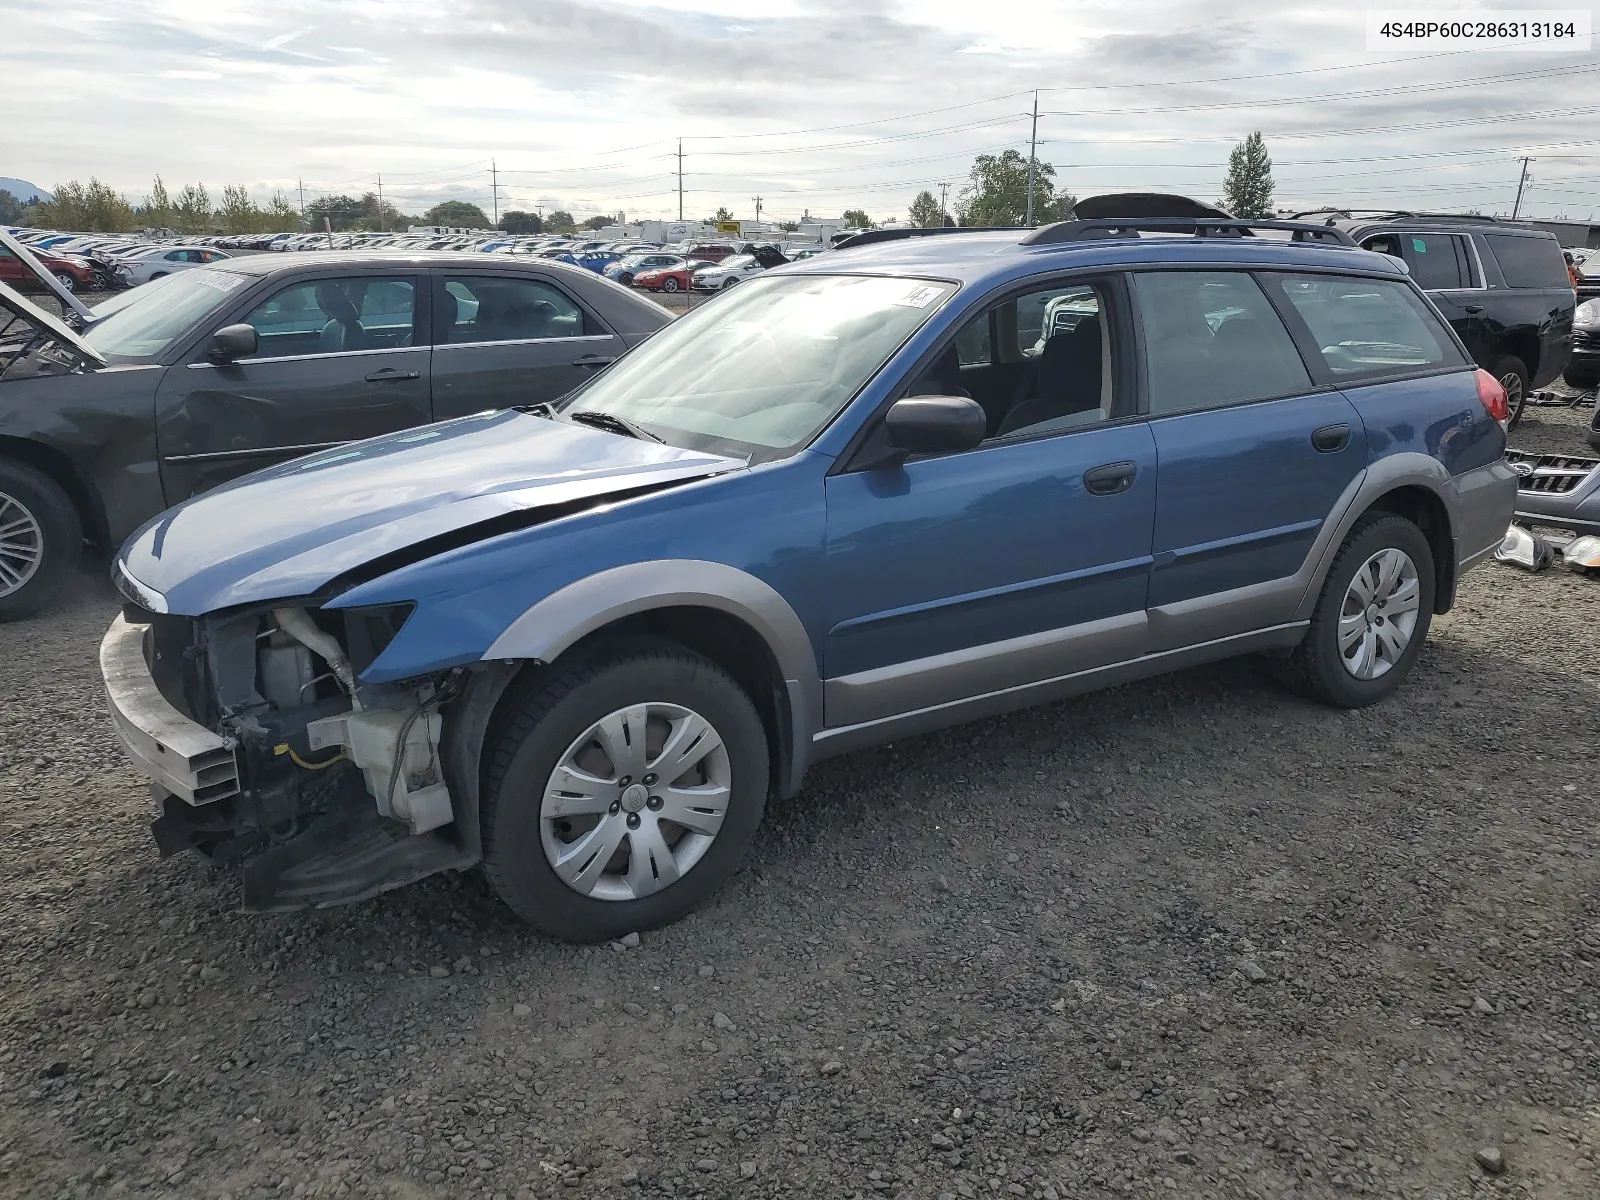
[1337,547,1420,680]
[0,492,45,599]
[1499,370,1525,424]
[663,278,679,292]
[540,703,731,901]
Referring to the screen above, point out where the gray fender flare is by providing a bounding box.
[483,560,822,795]
[1290,452,1459,622]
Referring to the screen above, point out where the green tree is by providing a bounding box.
[142,176,174,230]
[263,192,302,232]
[713,206,734,223]
[956,150,1069,227]
[305,194,366,232]
[908,190,942,228]
[172,183,212,233]
[581,215,612,231]
[777,220,799,232]
[499,210,542,234]
[420,200,489,228]
[34,179,136,232]
[546,210,576,232]
[217,185,261,234]
[0,189,20,224]
[842,209,872,229]
[1221,131,1274,219]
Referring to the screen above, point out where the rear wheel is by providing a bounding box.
[1278,513,1434,708]
[0,459,82,621]
[149,271,167,281]
[482,642,769,942]
[1490,353,1530,430]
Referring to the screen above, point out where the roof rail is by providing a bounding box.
[1020,218,1358,248]
[832,226,1015,250]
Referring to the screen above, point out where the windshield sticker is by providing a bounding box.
[189,270,247,292]
[895,285,945,309]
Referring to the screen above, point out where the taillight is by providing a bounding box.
[1475,368,1509,424]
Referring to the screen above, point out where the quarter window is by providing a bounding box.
[1484,233,1570,289]
[239,277,417,357]
[438,276,588,344]
[1132,271,1311,416]
[1268,274,1460,381]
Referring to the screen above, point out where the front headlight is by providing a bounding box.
[1576,298,1599,325]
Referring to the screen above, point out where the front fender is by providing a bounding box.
[484,559,822,793]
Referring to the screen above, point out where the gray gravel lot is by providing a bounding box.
[1,406,1598,1200]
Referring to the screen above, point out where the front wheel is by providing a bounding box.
[52,272,76,293]
[721,278,738,290]
[482,641,769,942]
[1277,513,1435,708]
[0,459,82,621]
[662,277,680,293]
[1490,354,1530,431]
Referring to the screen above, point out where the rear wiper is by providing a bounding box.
[567,408,664,443]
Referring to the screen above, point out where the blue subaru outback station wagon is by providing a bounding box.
[102,197,1517,942]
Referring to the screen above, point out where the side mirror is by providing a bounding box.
[883,394,986,456]
[208,323,258,363]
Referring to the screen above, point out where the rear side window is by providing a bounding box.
[1484,234,1569,289]
[1269,274,1460,381]
[1132,271,1312,416]
[438,276,588,344]
[1404,234,1473,290]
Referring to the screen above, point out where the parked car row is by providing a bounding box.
[2,228,235,292]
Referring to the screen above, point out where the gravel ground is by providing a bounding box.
[1,406,1598,1200]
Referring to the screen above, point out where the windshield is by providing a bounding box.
[559,273,954,460]
[82,269,247,362]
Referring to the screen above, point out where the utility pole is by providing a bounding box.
[752,196,763,224]
[938,181,950,225]
[298,178,305,229]
[491,159,499,226]
[677,140,684,222]
[1024,90,1039,228]
[376,173,384,232]
[1512,156,1534,219]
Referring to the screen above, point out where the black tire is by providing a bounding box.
[722,278,738,290]
[1490,353,1530,431]
[0,459,82,622]
[617,272,634,287]
[662,277,680,293]
[149,271,167,281]
[1563,363,1600,390]
[481,641,769,943]
[52,271,76,293]
[1277,513,1435,709]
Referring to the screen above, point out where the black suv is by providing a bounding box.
[1298,212,1573,428]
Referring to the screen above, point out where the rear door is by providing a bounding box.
[154,271,431,498]
[1133,269,1368,650]
[429,270,626,419]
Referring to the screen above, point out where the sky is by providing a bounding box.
[4,0,1600,225]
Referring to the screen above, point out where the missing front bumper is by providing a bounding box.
[100,614,239,805]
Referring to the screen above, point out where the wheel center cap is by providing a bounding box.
[620,783,649,813]
[1366,603,1380,623]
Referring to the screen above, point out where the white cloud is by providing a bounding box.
[2,0,1598,222]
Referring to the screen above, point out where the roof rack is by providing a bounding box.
[1020,218,1357,247]
[1291,208,1509,226]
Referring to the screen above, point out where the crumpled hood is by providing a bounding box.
[118,409,739,615]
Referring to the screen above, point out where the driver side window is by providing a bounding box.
[238,276,417,358]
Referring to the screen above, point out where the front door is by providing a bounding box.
[429,271,627,420]
[154,273,431,499]
[822,275,1157,729]
[1130,269,1368,649]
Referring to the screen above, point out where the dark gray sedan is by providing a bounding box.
[0,250,671,617]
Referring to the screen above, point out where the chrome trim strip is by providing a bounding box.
[100,615,239,806]
[434,334,615,352]
[186,346,428,369]
[1161,518,1321,565]
[163,441,343,464]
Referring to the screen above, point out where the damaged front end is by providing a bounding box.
[101,597,492,911]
